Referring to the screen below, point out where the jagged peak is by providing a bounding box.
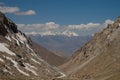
[0,12,5,22]
[0,12,18,36]
[110,17,120,29]
[104,17,120,32]
[114,16,120,23]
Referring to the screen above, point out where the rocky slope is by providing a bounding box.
[32,42,66,66]
[61,17,120,80]
[0,12,65,80]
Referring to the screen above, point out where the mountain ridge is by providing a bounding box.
[0,12,65,80]
[61,17,120,80]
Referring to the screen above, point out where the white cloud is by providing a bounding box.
[0,6,19,13]
[17,21,105,37]
[45,22,59,29]
[25,31,56,36]
[0,2,36,16]
[15,10,36,15]
[17,19,114,37]
[17,22,59,31]
[105,19,114,24]
[67,23,100,30]
[17,22,80,37]
[86,23,100,29]
[104,19,114,27]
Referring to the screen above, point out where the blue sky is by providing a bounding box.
[0,0,120,24]
[0,0,119,36]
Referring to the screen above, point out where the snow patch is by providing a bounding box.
[5,36,11,41]
[25,63,38,76]
[26,44,37,56]
[5,65,11,69]
[16,33,27,44]
[12,33,27,46]
[0,58,4,62]
[57,72,66,78]
[12,36,20,46]
[31,58,41,65]
[5,56,29,76]
[0,43,16,56]
[26,44,34,52]
[119,23,120,28]
[25,63,37,70]
[35,54,47,64]
[107,35,110,39]
[26,45,48,66]
[3,68,12,75]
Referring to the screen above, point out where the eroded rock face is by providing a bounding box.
[0,12,63,80]
[0,13,8,36]
[0,12,18,36]
[61,17,120,80]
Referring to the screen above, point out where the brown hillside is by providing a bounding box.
[61,17,120,80]
[32,42,66,66]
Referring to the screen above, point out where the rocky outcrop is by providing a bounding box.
[61,17,120,80]
[0,12,18,36]
[0,12,64,80]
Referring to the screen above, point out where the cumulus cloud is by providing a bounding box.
[104,19,114,27]
[0,2,36,15]
[15,10,36,15]
[25,31,56,36]
[105,19,114,24]
[0,6,19,13]
[17,22,59,31]
[17,19,114,37]
[67,23,100,30]
[45,22,60,29]
[17,22,79,36]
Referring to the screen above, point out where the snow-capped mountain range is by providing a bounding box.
[26,30,79,37]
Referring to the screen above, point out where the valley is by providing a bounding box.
[0,1,120,79]
[29,35,92,57]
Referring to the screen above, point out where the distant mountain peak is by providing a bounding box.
[26,30,79,37]
[61,30,79,37]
